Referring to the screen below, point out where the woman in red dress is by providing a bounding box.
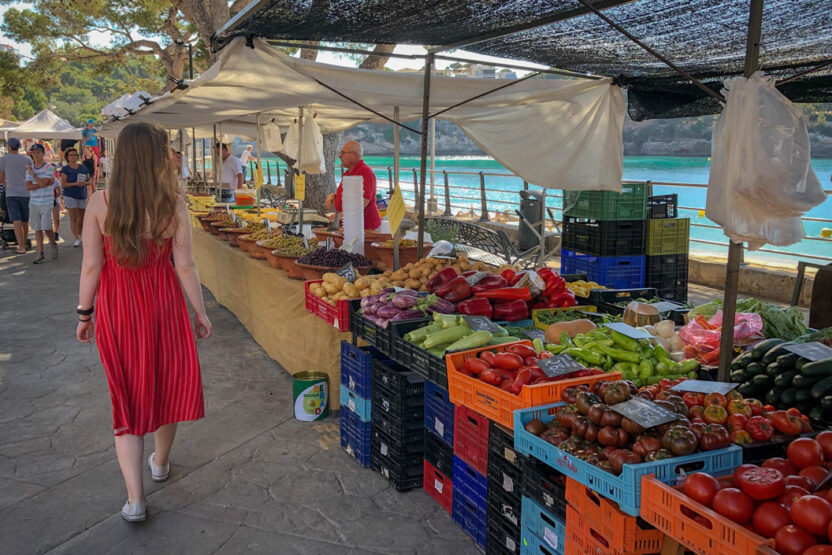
[76,122,211,522]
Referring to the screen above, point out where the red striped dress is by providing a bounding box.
[95,198,204,436]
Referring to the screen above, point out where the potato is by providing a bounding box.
[391,269,409,281]
[393,280,405,287]
[342,283,359,297]
[311,284,326,298]
[451,264,461,274]
[473,262,485,271]
[333,276,348,290]
[405,279,421,290]
[360,288,372,297]
[322,272,339,284]
[458,260,471,271]
[409,269,421,280]
[370,281,384,293]
[419,283,428,292]
[322,282,339,295]
[332,292,347,301]
[428,271,438,280]
[383,269,393,277]
[354,277,369,290]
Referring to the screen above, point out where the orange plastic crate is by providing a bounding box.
[565,478,663,554]
[304,280,351,331]
[565,506,662,555]
[445,342,621,430]
[640,475,775,555]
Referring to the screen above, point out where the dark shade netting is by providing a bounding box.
[215,0,832,118]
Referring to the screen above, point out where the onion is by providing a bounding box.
[669,350,687,362]
[654,320,676,339]
[670,332,685,351]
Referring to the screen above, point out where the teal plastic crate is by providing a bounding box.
[513,403,743,516]
[340,383,371,422]
[563,182,648,221]
[520,497,565,554]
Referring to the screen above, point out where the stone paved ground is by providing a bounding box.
[0,221,481,554]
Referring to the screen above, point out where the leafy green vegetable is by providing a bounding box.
[688,298,808,341]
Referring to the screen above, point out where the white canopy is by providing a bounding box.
[12,109,82,140]
[101,92,152,119]
[101,37,625,191]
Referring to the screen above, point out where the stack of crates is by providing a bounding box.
[371,358,425,491]
[452,404,490,549]
[561,183,648,289]
[339,342,375,467]
[486,425,525,555]
[423,380,455,514]
[645,194,690,302]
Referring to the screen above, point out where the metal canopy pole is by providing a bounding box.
[718,0,763,382]
[393,106,400,195]
[212,125,219,201]
[256,112,263,218]
[416,53,434,259]
[297,107,305,235]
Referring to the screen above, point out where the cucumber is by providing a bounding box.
[730,370,748,383]
[811,376,832,399]
[774,370,797,388]
[745,362,766,376]
[810,406,826,421]
[781,387,799,406]
[752,374,773,389]
[762,342,795,365]
[731,351,755,370]
[795,389,812,405]
[776,353,800,369]
[767,386,786,405]
[801,359,832,378]
[766,363,786,377]
[792,374,823,388]
[797,358,810,371]
[822,396,832,411]
[752,338,785,360]
[736,381,759,397]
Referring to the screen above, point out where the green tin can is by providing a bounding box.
[292,371,329,421]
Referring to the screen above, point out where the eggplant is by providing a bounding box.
[396,289,419,296]
[360,296,375,310]
[430,298,456,314]
[376,305,403,320]
[392,310,425,321]
[391,294,420,309]
[378,288,395,296]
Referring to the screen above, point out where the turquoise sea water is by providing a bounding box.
[260,155,832,267]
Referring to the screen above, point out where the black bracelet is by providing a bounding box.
[76,305,94,316]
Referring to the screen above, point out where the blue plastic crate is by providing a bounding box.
[520,497,565,554]
[513,403,743,517]
[424,380,454,447]
[340,341,385,398]
[453,455,488,510]
[560,249,645,290]
[340,384,371,422]
[453,460,488,550]
[340,406,372,467]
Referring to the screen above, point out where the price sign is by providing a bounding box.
[603,322,652,340]
[611,397,680,428]
[671,380,737,395]
[336,262,357,283]
[461,315,503,334]
[294,174,305,201]
[523,329,546,342]
[651,301,682,313]
[785,342,832,362]
[538,354,585,378]
[263,218,272,232]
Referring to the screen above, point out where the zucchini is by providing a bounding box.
[766,386,786,405]
[762,342,795,365]
[774,370,797,388]
[766,363,786,377]
[730,370,748,383]
[781,387,799,406]
[731,351,755,370]
[752,374,773,389]
[792,374,823,388]
[745,362,766,376]
[811,376,832,399]
[810,406,826,421]
[797,358,810,371]
[776,353,800,369]
[801,359,832,378]
[822,396,832,411]
[752,338,785,360]
[795,389,812,404]
[736,381,759,397]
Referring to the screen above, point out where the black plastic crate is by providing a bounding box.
[647,194,678,219]
[587,287,658,306]
[425,379,454,447]
[561,218,646,257]
[387,320,450,389]
[520,458,567,521]
[371,448,423,492]
[425,431,454,478]
[646,253,689,302]
[372,427,424,466]
[487,477,522,529]
[372,359,425,398]
[486,508,521,555]
[488,425,522,473]
[488,449,523,506]
[373,406,424,445]
[348,299,392,354]
[372,385,424,422]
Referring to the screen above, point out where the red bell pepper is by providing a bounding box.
[472,275,507,294]
[492,299,529,322]
[435,275,472,302]
[457,298,493,318]
[537,267,566,296]
[501,268,516,283]
[474,287,532,302]
[426,267,458,293]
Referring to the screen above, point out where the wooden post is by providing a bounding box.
[443,171,451,216]
[479,172,489,221]
[393,106,400,196]
[416,54,434,259]
[255,112,263,218]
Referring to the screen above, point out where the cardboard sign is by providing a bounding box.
[611,397,680,428]
[294,173,305,201]
[604,322,652,340]
[336,262,357,283]
[671,380,737,395]
[523,329,546,342]
[539,354,585,378]
[461,315,503,334]
[263,218,272,232]
[785,342,832,362]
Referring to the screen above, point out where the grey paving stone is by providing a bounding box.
[0,477,45,511]
[214,526,352,555]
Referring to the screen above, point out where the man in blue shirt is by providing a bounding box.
[82,119,99,158]
[0,137,34,253]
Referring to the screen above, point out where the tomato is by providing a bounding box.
[752,501,792,538]
[785,475,816,491]
[799,466,829,488]
[791,495,832,537]
[730,430,753,445]
[727,414,748,433]
[733,464,759,486]
[805,547,832,555]
[736,466,785,501]
[712,488,754,524]
[704,393,727,407]
[746,399,764,416]
[703,405,729,425]
[688,405,705,420]
[682,392,705,408]
[727,400,752,418]
[818,431,832,461]
[464,358,491,375]
[827,488,832,505]
[479,351,496,366]
[763,457,797,477]
[788,438,825,469]
[493,353,523,371]
[773,411,804,436]
[479,368,503,386]
[507,344,536,359]
[684,473,722,507]
[775,525,818,555]
[779,485,810,510]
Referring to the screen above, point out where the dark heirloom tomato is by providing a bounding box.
[712,488,754,524]
[790,495,832,536]
[683,473,721,507]
[632,434,662,458]
[735,467,785,501]
[775,525,818,555]
[662,425,697,456]
[752,502,791,538]
[621,417,646,435]
[699,424,730,451]
[600,381,631,405]
[607,449,642,475]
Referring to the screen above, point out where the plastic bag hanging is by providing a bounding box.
[282,119,299,160]
[261,120,283,152]
[295,112,326,175]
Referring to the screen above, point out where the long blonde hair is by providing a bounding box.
[105,122,178,267]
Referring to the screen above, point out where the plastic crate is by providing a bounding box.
[520,497,566,555]
[425,431,454,478]
[347,299,390,353]
[740,431,818,465]
[521,458,567,521]
[560,250,645,290]
[372,385,424,422]
[454,404,491,476]
[565,505,660,555]
[388,320,450,388]
[372,427,424,463]
[446,342,621,430]
[487,514,521,555]
[489,450,523,506]
[565,478,663,554]
[587,288,657,306]
[371,449,423,492]
[453,489,487,549]
[372,405,424,445]
[563,182,648,221]
[646,218,689,256]
[454,455,489,509]
[453,455,488,549]
[647,194,678,219]
[645,254,689,303]
[488,474,522,529]
[513,403,743,517]
[339,406,372,467]
[340,384,371,422]
[562,218,646,257]
[532,306,598,330]
[424,459,453,514]
[340,341,381,398]
[425,379,455,446]
[304,280,350,331]
[489,424,522,472]
[373,358,425,397]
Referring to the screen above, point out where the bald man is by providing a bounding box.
[326,140,381,230]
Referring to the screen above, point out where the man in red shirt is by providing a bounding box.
[326,140,382,230]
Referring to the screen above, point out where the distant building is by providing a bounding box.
[498,69,517,79]
[0,44,18,56]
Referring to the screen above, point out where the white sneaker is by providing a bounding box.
[121,500,146,522]
[148,452,170,482]
[73,239,80,247]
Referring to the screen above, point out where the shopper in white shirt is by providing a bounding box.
[239,145,255,182]
[215,143,242,189]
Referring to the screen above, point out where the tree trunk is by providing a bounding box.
[300,41,320,60]
[305,132,341,214]
[359,44,396,70]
